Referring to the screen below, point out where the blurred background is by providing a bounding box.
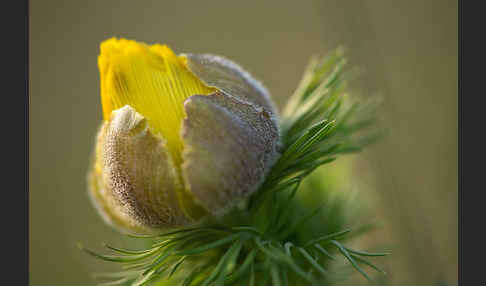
[30,0,457,285]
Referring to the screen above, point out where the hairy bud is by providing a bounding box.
[88,38,280,233]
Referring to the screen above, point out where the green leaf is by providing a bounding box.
[296,247,329,277]
[304,229,351,247]
[80,245,159,263]
[345,247,390,257]
[176,233,241,256]
[225,249,257,284]
[330,240,372,282]
[313,244,335,260]
[351,254,387,275]
[214,240,243,286]
[200,240,243,286]
[271,265,282,286]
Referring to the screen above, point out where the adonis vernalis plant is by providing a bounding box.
[82,38,387,286]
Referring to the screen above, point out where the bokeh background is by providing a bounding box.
[30,1,457,285]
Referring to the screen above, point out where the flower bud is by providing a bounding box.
[88,38,280,233]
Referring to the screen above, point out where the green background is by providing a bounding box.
[30,1,457,285]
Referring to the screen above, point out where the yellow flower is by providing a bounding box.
[88,38,279,233]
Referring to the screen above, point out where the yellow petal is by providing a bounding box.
[98,38,216,162]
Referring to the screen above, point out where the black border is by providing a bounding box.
[3,0,28,284]
[459,1,483,286]
[25,0,29,284]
